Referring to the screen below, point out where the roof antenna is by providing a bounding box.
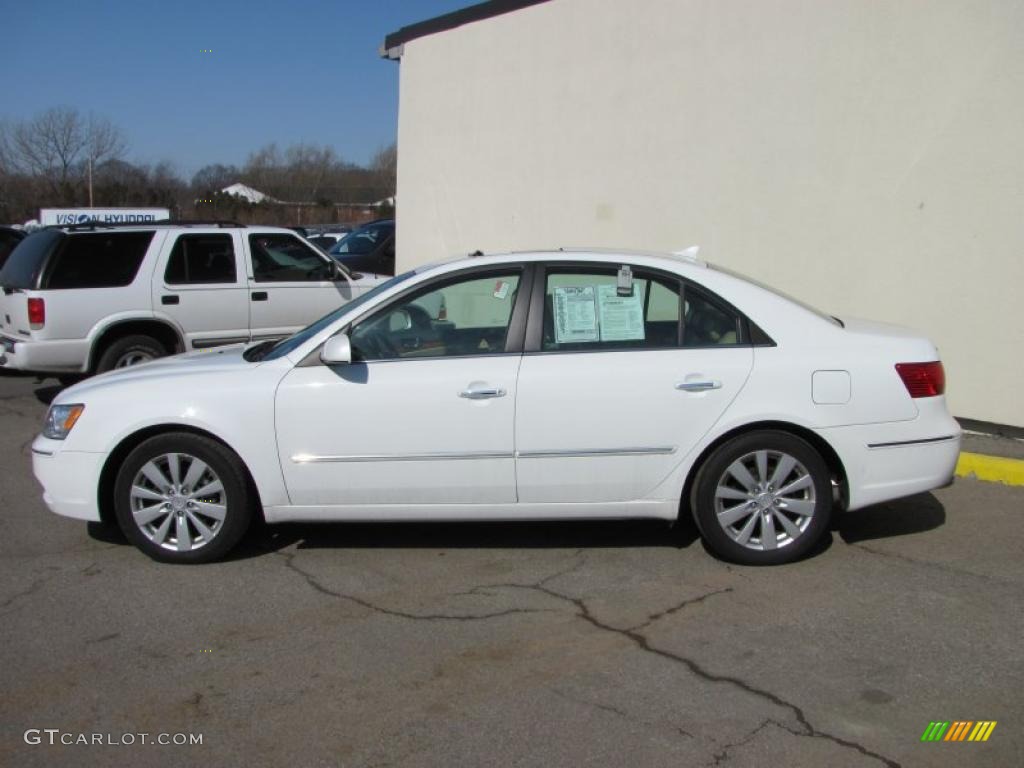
[672,245,700,260]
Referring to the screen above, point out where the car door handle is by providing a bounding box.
[675,380,722,392]
[459,387,507,400]
[161,295,179,305]
[251,292,268,301]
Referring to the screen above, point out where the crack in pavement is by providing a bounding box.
[551,687,630,719]
[551,687,696,742]
[850,542,1010,585]
[468,576,901,768]
[705,718,780,767]
[274,547,897,766]
[624,586,733,632]
[0,576,50,620]
[274,550,552,622]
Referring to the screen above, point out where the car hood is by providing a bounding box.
[58,345,254,400]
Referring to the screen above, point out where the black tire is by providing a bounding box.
[95,334,166,373]
[113,433,253,564]
[691,430,833,565]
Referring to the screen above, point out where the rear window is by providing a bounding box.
[0,229,63,289]
[43,231,154,289]
[709,263,840,326]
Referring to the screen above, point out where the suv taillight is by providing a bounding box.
[27,298,45,330]
[895,361,945,398]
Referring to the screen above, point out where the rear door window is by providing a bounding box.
[42,232,154,289]
[165,234,237,284]
[541,267,681,352]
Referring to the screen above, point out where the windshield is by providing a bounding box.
[257,271,416,361]
[328,223,393,256]
[0,229,63,289]
[709,263,841,326]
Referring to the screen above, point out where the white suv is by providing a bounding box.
[0,221,382,377]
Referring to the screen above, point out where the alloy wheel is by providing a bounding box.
[129,452,227,552]
[713,449,816,551]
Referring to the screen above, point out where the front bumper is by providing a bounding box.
[31,436,104,521]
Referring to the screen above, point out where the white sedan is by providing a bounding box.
[32,249,961,565]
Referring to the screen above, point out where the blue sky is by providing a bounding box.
[2,0,471,179]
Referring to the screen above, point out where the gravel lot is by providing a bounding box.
[1,369,1021,768]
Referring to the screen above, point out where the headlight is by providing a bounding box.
[43,404,85,440]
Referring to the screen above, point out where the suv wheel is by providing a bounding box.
[96,335,166,372]
[691,430,833,565]
[113,433,253,564]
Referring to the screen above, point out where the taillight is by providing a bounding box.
[27,297,45,330]
[896,361,945,398]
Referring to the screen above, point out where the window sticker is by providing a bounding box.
[597,284,645,341]
[493,280,510,300]
[553,286,599,343]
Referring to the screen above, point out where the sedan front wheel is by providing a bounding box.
[692,430,833,565]
[114,433,253,563]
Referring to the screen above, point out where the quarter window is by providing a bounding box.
[165,234,237,285]
[541,268,681,352]
[351,271,521,361]
[683,288,742,346]
[249,234,333,282]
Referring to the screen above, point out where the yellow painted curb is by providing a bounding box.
[956,452,1024,486]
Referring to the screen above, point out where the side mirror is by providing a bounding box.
[320,333,352,365]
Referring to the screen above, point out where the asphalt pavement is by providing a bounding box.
[0,369,1021,767]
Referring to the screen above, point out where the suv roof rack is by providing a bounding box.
[56,219,245,232]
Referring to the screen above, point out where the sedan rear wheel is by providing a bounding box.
[692,430,833,565]
[114,433,253,563]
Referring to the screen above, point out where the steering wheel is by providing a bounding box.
[356,327,400,360]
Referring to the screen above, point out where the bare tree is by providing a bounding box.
[285,143,339,203]
[191,163,240,193]
[370,143,397,202]
[4,107,126,203]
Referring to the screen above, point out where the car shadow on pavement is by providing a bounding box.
[835,492,945,544]
[34,382,63,405]
[229,516,702,562]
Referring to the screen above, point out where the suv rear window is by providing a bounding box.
[0,230,63,290]
[43,232,154,289]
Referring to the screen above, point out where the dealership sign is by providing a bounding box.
[39,208,171,226]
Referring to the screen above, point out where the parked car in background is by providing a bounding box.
[0,221,384,378]
[32,248,960,565]
[0,226,26,270]
[328,219,394,277]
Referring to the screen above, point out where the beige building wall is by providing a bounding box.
[393,0,1024,427]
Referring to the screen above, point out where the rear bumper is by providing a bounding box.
[31,437,103,521]
[817,399,962,511]
[0,335,89,374]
